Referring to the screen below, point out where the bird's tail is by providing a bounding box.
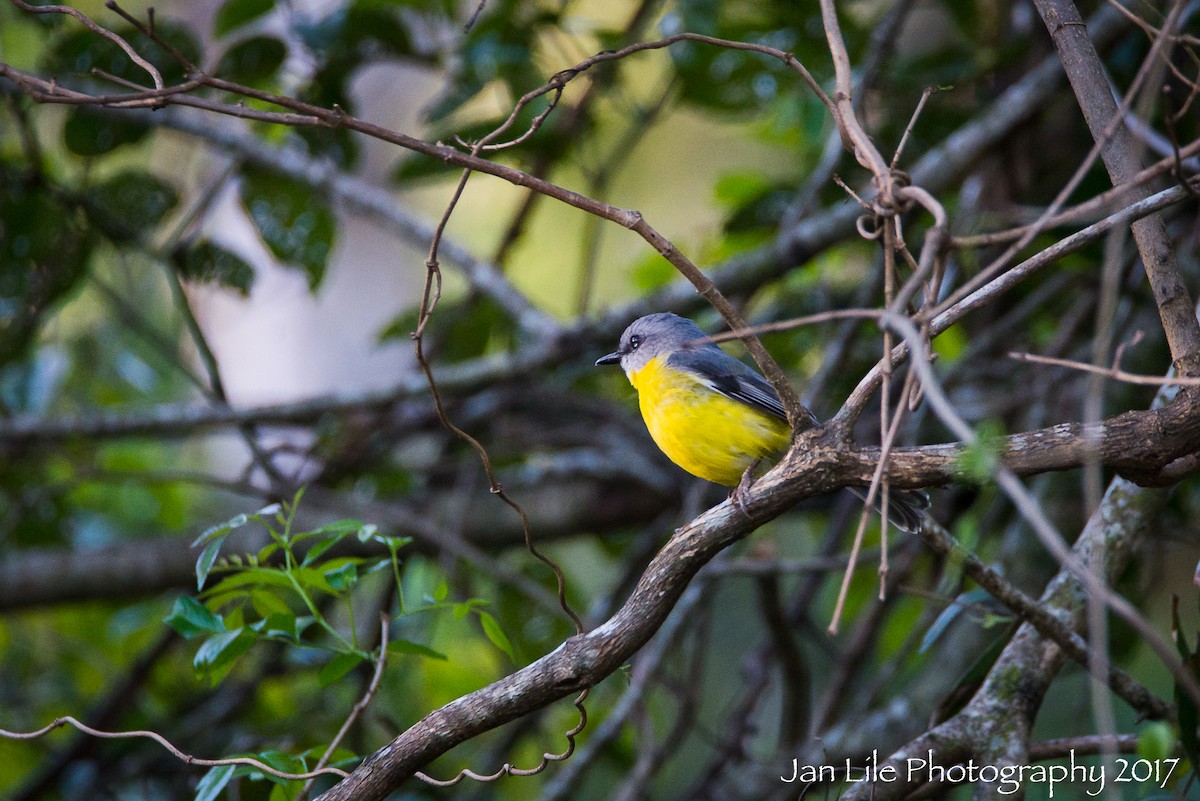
[849,487,930,533]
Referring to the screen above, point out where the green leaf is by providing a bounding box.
[216,36,286,86]
[193,512,252,547]
[87,172,178,239]
[164,596,226,639]
[323,562,358,592]
[376,308,420,344]
[249,612,311,642]
[255,749,308,774]
[269,783,298,801]
[191,509,260,590]
[477,611,517,664]
[356,524,382,544]
[388,639,447,661]
[714,171,772,208]
[214,0,277,36]
[202,566,295,598]
[431,580,448,603]
[294,566,339,596]
[300,532,348,567]
[310,519,367,537]
[297,1,412,57]
[298,519,366,565]
[44,22,201,86]
[0,164,93,361]
[175,240,256,295]
[318,651,364,687]
[671,37,785,112]
[422,7,548,123]
[256,541,282,563]
[194,764,236,801]
[63,110,148,156]
[299,744,358,770]
[942,0,983,37]
[194,627,255,679]
[258,502,284,518]
[249,589,291,618]
[722,183,793,234]
[196,539,224,590]
[368,531,409,562]
[631,254,677,294]
[380,534,409,550]
[389,151,460,184]
[956,420,1007,483]
[240,169,335,289]
[295,114,359,169]
[933,323,969,365]
[425,296,517,362]
[1137,721,1174,763]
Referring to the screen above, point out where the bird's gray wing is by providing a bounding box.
[667,347,789,422]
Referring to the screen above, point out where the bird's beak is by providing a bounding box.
[595,351,622,366]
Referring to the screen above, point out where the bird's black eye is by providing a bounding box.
[628,334,642,351]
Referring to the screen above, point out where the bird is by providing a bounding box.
[596,312,928,532]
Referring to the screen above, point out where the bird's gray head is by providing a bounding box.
[595,312,713,377]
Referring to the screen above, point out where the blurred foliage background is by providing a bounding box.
[1,0,1199,799]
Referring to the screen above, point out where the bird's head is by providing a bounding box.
[595,312,710,377]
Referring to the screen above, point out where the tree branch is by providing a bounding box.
[1034,0,1200,375]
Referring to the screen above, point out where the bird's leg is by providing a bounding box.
[729,460,761,519]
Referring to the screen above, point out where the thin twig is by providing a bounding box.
[299,616,392,800]
[881,310,1200,709]
[1009,350,1200,385]
[9,0,164,89]
[0,717,348,781]
[951,136,1200,248]
[892,86,939,169]
[403,75,592,788]
[918,519,1172,720]
[838,176,1200,421]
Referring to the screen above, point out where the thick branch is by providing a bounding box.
[314,485,799,801]
[832,385,1200,489]
[1034,0,1200,375]
[918,520,1170,720]
[314,376,1200,799]
[839,319,1191,800]
[841,468,1171,801]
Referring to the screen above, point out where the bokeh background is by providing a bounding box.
[2,0,1199,799]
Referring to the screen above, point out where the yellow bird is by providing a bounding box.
[597,312,927,531]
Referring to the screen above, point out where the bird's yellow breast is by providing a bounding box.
[628,355,791,486]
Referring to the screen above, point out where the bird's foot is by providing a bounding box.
[729,464,758,519]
